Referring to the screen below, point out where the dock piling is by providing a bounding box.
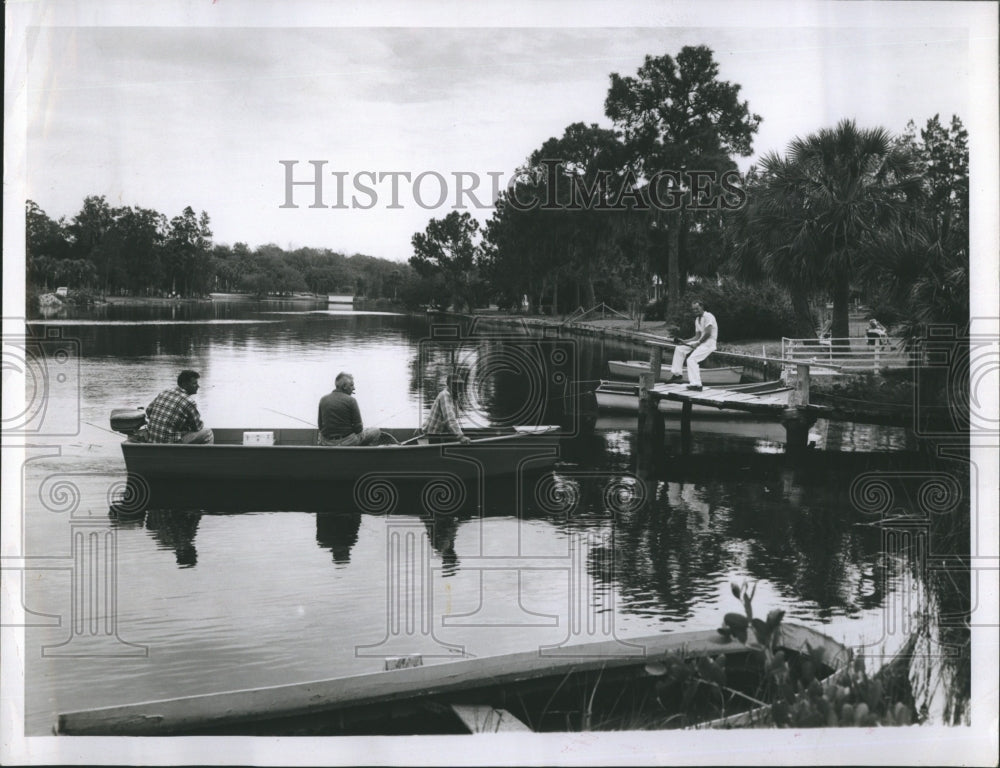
[781,363,816,455]
[680,401,693,454]
[780,408,818,456]
[788,363,811,407]
[637,348,665,476]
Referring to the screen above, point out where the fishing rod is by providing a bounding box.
[369,403,421,429]
[83,420,121,436]
[264,404,421,431]
[262,407,314,426]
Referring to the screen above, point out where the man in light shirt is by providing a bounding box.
[423,374,472,444]
[667,301,718,392]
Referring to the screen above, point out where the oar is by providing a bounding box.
[399,433,426,446]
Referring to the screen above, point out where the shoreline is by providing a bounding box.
[103,292,331,306]
[101,295,214,306]
[36,292,331,309]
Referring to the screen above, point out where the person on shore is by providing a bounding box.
[668,300,718,392]
[423,374,472,444]
[866,318,888,346]
[317,372,382,446]
[145,370,214,444]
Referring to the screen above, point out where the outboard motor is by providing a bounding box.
[110,408,147,439]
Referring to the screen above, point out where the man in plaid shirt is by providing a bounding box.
[423,374,471,444]
[145,370,214,443]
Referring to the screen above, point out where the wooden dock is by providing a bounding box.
[645,377,812,455]
[649,381,792,415]
[635,340,912,458]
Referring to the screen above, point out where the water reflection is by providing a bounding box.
[116,440,934,626]
[315,512,362,566]
[408,334,580,430]
[24,304,971,730]
[144,509,202,568]
[423,513,460,576]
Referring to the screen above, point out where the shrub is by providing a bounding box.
[810,369,916,407]
[645,280,802,341]
[397,274,452,311]
[64,288,100,306]
[721,582,915,727]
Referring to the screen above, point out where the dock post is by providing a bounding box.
[781,363,816,456]
[637,367,663,478]
[650,345,662,381]
[789,363,810,407]
[780,408,817,456]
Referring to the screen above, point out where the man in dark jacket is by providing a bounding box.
[317,372,382,446]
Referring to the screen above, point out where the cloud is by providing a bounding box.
[22,24,975,260]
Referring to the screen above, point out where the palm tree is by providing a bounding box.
[859,215,968,340]
[736,119,921,340]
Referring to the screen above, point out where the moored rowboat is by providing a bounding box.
[595,380,790,416]
[56,622,846,735]
[608,360,744,384]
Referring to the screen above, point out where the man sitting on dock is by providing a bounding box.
[667,300,718,392]
[317,372,382,446]
[145,370,214,443]
[423,373,472,444]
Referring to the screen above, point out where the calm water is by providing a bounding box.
[19,301,969,732]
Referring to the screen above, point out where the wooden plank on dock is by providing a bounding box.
[754,392,795,405]
[651,388,791,416]
[451,704,532,733]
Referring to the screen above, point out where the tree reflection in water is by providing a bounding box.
[548,438,971,724]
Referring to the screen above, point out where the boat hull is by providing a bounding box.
[120,427,562,485]
[56,623,846,736]
[608,360,743,384]
[595,381,789,418]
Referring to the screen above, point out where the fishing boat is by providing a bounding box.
[594,380,790,416]
[607,360,744,384]
[55,622,847,736]
[110,409,562,485]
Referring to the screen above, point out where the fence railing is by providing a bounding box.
[781,336,920,374]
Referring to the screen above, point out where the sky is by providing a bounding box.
[10,2,992,264]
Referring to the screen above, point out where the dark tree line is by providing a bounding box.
[26,195,416,301]
[410,45,759,318]
[728,115,968,341]
[409,44,968,342]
